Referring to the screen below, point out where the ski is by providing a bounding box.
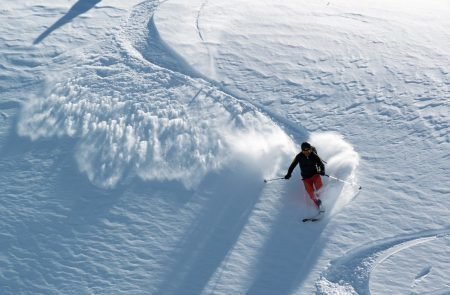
[302,216,321,222]
[302,209,325,222]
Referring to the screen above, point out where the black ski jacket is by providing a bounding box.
[286,152,325,179]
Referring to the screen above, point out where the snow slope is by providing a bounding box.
[0,0,449,294]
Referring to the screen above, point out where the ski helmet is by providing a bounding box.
[301,142,311,150]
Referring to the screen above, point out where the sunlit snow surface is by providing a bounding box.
[0,0,449,294]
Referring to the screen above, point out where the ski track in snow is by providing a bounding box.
[128,2,360,293]
[144,2,360,294]
[17,1,297,190]
[316,228,450,295]
[196,0,209,42]
[152,1,449,294]
[17,0,360,194]
[7,0,449,294]
[10,0,362,294]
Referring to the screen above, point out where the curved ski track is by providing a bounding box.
[124,2,450,295]
[122,0,309,142]
[318,228,450,294]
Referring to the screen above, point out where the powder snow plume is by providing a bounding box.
[17,49,295,189]
[309,132,360,216]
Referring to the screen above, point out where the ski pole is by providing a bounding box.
[325,174,362,190]
[263,177,285,183]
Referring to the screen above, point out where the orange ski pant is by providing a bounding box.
[303,174,323,201]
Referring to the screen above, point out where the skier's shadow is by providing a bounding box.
[246,189,327,294]
[33,0,102,44]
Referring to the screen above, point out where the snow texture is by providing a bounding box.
[0,0,449,294]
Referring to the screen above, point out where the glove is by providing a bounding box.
[319,170,325,176]
[284,173,291,180]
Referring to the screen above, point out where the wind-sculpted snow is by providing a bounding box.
[155,0,450,145]
[18,52,295,188]
[3,0,450,294]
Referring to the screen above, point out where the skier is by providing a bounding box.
[284,142,325,208]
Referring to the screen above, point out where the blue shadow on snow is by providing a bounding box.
[33,0,102,44]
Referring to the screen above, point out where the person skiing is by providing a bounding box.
[284,142,325,208]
